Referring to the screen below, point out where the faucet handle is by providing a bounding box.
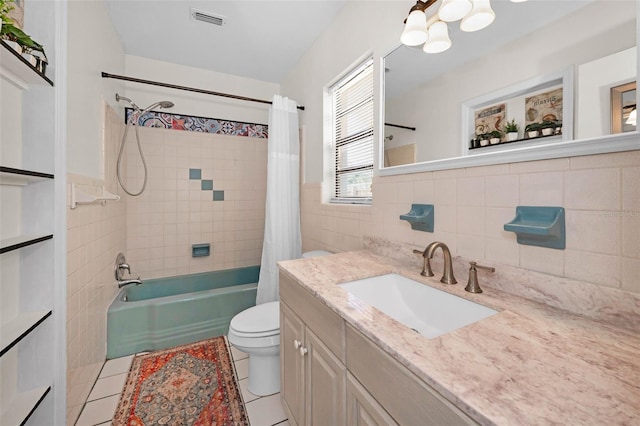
[413,249,434,277]
[465,262,495,293]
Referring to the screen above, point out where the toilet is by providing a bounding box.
[228,250,331,396]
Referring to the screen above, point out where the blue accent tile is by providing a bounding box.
[213,190,225,201]
[189,168,201,180]
[201,180,213,190]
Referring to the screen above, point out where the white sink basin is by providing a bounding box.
[339,274,497,339]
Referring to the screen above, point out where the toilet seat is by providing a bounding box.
[229,301,279,338]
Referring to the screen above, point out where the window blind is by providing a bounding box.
[331,59,374,201]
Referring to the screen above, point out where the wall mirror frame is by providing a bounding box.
[379,0,639,176]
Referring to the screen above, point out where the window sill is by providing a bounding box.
[329,197,372,205]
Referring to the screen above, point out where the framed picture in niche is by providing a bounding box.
[474,103,506,137]
[610,81,636,134]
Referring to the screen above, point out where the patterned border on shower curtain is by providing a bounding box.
[125,108,268,138]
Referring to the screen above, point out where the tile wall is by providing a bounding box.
[67,104,127,422]
[302,150,640,294]
[124,127,267,279]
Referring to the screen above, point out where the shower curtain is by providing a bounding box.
[256,95,302,304]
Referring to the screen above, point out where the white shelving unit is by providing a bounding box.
[0,2,66,425]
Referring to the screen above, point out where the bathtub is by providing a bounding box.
[106,266,259,359]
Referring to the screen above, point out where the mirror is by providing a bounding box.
[382,0,637,170]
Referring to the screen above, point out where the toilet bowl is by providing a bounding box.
[227,250,331,396]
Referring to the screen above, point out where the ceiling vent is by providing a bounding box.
[191,8,226,27]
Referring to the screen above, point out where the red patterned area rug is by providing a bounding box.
[112,337,249,426]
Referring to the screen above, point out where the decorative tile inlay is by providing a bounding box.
[189,168,201,180]
[125,108,268,138]
[189,170,224,202]
[201,180,213,191]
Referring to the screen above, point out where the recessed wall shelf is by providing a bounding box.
[469,134,561,150]
[70,183,120,209]
[0,310,52,357]
[504,206,566,250]
[0,40,53,86]
[400,204,434,232]
[0,386,51,426]
[192,243,211,257]
[0,166,54,186]
[0,235,53,255]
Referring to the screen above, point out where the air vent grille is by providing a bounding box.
[191,8,226,26]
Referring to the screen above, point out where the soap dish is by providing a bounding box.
[400,204,434,233]
[504,206,565,249]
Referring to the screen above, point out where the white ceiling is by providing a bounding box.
[105,0,347,84]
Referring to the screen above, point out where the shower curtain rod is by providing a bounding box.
[101,72,305,111]
[385,122,416,131]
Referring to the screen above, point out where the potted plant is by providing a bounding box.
[489,130,502,145]
[539,119,558,136]
[0,15,47,72]
[478,133,490,147]
[504,119,519,141]
[0,0,14,47]
[525,122,541,138]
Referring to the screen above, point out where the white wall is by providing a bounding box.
[578,47,637,139]
[67,0,125,179]
[124,55,280,127]
[281,1,405,183]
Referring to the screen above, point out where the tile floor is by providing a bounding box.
[71,346,289,426]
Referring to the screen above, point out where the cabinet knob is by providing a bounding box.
[294,339,301,349]
[299,346,308,357]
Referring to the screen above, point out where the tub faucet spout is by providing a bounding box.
[118,278,143,288]
[425,241,457,285]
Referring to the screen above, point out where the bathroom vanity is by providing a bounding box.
[280,272,473,425]
[278,248,640,425]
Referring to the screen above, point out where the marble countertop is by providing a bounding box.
[279,250,640,425]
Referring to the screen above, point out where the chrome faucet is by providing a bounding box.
[118,278,143,288]
[425,241,457,285]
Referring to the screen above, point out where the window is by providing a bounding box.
[330,58,374,203]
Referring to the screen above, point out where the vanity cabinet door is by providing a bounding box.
[281,302,306,426]
[346,372,398,426]
[305,328,346,426]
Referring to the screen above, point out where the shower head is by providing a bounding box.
[115,93,174,114]
[140,100,174,114]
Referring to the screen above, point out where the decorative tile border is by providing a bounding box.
[125,108,268,138]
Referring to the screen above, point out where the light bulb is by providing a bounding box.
[438,0,472,22]
[423,21,452,54]
[401,9,429,46]
[460,0,495,32]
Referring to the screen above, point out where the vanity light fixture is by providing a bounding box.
[400,0,527,53]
